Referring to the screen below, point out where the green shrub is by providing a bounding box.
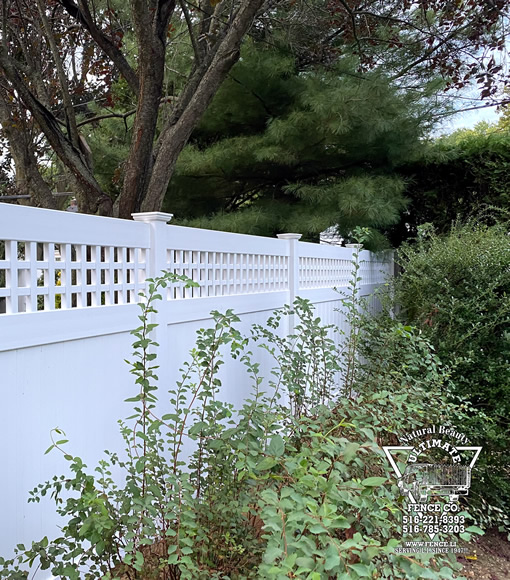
[395,219,510,530]
[0,261,468,579]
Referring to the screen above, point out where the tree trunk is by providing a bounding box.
[113,0,176,218]
[36,0,81,150]
[142,0,266,212]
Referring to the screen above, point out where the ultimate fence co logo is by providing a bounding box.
[383,425,482,553]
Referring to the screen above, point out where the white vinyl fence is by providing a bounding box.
[0,204,392,569]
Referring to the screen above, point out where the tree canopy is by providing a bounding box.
[387,124,510,245]
[0,0,508,229]
[0,0,272,215]
[166,43,429,247]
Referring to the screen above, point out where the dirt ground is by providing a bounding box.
[458,529,510,579]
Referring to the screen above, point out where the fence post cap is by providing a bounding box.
[132,212,173,223]
[277,233,302,240]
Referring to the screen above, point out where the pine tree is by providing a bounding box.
[165,42,437,248]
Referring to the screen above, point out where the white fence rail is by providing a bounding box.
[0,204,393,570]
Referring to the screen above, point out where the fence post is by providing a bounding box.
[277,233,302,335]
[132,211,173,387]
[132,212,173,280]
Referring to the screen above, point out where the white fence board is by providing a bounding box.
[165,224,288,255]
[0,204,150,246]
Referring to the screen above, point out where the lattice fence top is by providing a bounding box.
[0,240,147,314]
[165,249,289,299]
[358,254,393,286]
[0,205,393,315]
[299,256,353,289]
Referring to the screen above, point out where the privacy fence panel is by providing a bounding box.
[0,204,393,569]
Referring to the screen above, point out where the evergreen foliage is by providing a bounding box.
[389,125,510,245]
[164,43,435,249]
[87,116,131,199]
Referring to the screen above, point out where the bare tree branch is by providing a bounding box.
[179,0,201,63]
[36,0,80,149]
[0,46,111,214]
[58,0,139,94]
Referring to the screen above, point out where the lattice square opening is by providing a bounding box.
[17,267,29,287]
[69,244,77,262]
[54,244,63,262]
[35,242,44,261]
[17,241,26,260]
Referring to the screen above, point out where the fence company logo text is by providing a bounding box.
[382,424,482,549]
[399,425,469,464]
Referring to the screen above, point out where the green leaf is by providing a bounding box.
[134,550,144,569]
[267,434,285,457]
[309,524,327,534]
[264,545,282,563]
[61,565,78,578]
[361,476,387,487]
[324,546,341,571]
[188,421,209,435]
[96,539,105,555]
[340,538,361,549]
[343,441,360,463]
[465,525,484,535]
[348,563,371,577]
[257,457,277,471]
[420,569,441,579]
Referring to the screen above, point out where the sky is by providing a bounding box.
[443,103,501,133]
